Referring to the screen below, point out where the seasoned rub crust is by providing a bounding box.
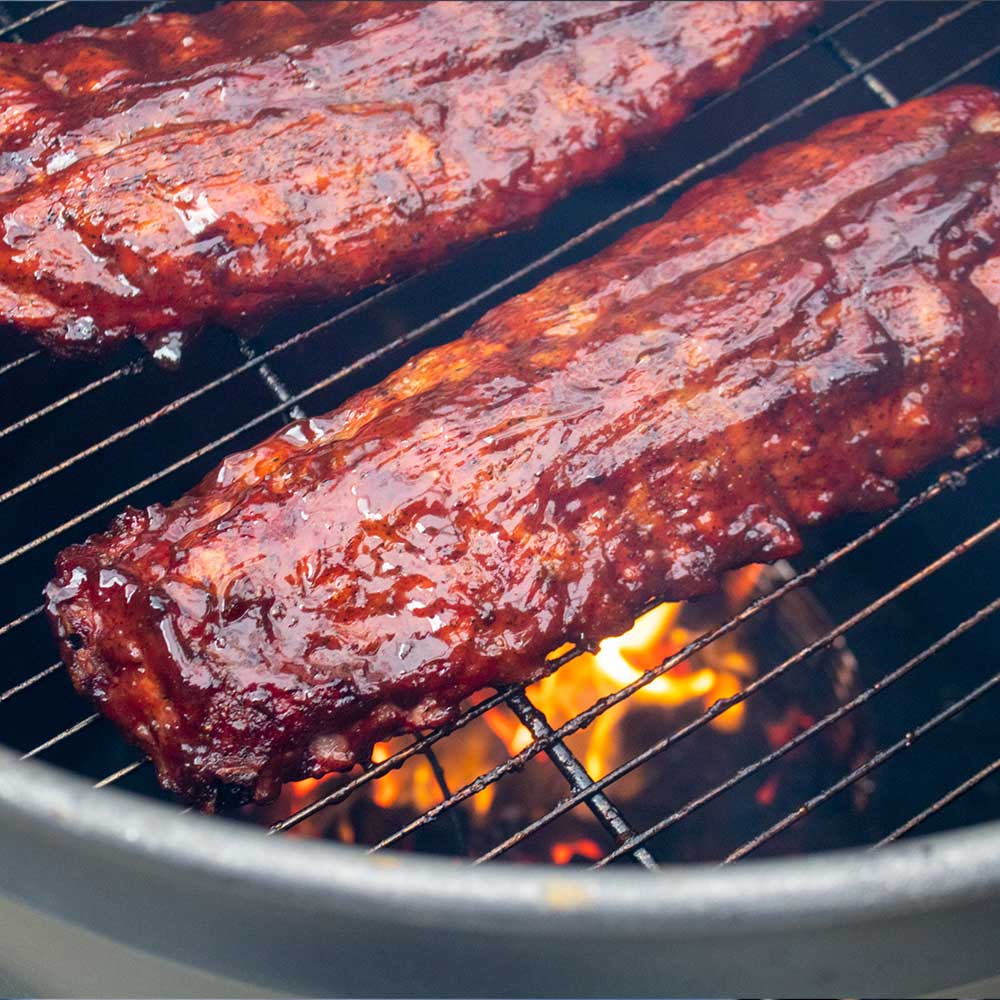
[0,0,819,359]
[47,87,1000,806]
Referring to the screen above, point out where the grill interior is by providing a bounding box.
[2,0,1000,868]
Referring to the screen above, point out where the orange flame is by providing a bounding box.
[483,565,763,783]
[281,775,337,838]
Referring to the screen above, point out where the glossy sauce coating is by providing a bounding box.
[0,0,819,360]
[48,87,1000,807]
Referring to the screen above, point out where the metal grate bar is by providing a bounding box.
[605,0,894,144]
[479,507,1000,862]
[0,396,288,568]
[875,756,1000,848]
[372,509,1000,854]
[726,662,1000,864]
[0,286,397,507]
[823,34,900,107]
[505,690,658,869]
[0,604,44,641]
[0,351,40,379]
[0,2,968,522]
[268,690,511,834]
[0,660,60,704]
[915,40,1000,98]
[93,757,148,790]
[236,339,306,423]
[423,747,467,855]
[0,270,417,504]
[0,4,21,43]
[595,594,1000,867]
[19,712,98,761]
[0,0,68,39]
[0,363,135,444]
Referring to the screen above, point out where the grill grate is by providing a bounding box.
[2,1,1000,867]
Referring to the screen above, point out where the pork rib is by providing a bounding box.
[47,87,1000,807]
[0,0,819,361]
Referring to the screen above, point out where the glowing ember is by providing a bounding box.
[755,772,781,808]
[550,838,604,865]
[765,706,817,749]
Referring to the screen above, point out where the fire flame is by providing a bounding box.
[277,565,765,855]
[484,567,761,787]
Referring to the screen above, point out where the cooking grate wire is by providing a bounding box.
[2,0,999,866]
[0,351,40,378]
[596,594,1000,867]
[0,0,67,38]
[875,754,1000,847]
[726,659,1000,863]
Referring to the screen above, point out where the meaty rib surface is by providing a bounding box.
[47,87,1000,807]
[0,0,819,360]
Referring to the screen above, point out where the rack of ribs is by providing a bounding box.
[0,0,819,362]
[47,86,1000,807]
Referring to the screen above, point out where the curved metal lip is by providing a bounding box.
[5,749,1000,933]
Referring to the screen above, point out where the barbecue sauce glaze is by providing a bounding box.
[0,0,819,360]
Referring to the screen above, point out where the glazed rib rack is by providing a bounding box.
[3,0,1000,867]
